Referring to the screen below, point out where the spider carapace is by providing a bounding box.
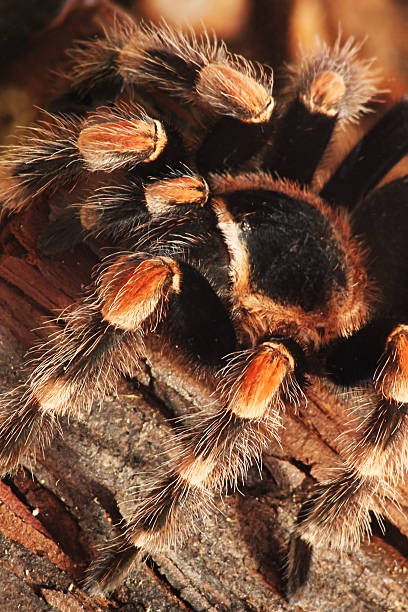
[0,14,408,600]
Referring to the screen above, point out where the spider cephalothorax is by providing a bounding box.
[0,13,408,601]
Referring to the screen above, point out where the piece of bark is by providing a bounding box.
[0,2,408,611]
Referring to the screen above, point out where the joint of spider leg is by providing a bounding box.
[99,256,181,331]
[175,451,218,489]
[76,118,167,171]
[144,175,209,214]
[77,179,146,237]
[293,37,380,123]
[300,71,346,117]
[374,324,408,403]
[196,62,275,123]
[218,340,304,421]
[127,344,308,500]
[66,32,125,96]
[77,173,209,244]
[163,343,307,495]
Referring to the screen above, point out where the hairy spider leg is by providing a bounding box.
[334,325,408,485]
[84,339,304,595]
[263,38,378,185]
[39,169,209,255]
[288,375,408,599]
[0,304,136,473]
[292,327,408,560]
[70,20,275,123]
[75,171,209,246]
[0,253,182,473]
[321,98,408,207]
[0,100,169,213]
[288,175,408,598]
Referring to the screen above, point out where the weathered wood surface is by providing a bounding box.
[0,2,408,611]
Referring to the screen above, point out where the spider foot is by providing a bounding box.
[84,538,140,596]
[287,468,395,600]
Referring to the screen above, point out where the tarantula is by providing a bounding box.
[0,13,408,600]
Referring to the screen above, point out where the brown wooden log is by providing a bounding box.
[0,2,407,611]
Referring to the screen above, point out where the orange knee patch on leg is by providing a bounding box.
[302,71,346,116]
[390,325,408,376]
[101,257,181,330]
[376,324,408,403]
[145,175,209,214]
[228,343,294,419]
[77,119,167,170]
[196,63,274,123]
